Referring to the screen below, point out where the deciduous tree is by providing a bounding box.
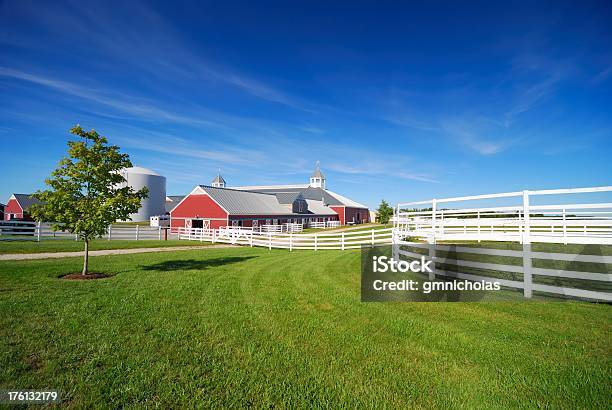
[30,125,148,275]
[376,200,393,224]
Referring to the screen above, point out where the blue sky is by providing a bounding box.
[1,0,611,209]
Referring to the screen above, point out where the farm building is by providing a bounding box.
[170,165,370,230]
[3,194,43,221]
[118,166,166,222]
[165,195,185,213]
[0,203,4,220]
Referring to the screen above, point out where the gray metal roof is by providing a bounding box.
[166,195,185,202]
[13,194,44,211]
[198,186,339,216]
[247,187,342,206]
[304,199,336,215]
[242,186,368,208]
[165,195,185,213]
[274,192,303,204]
[199,186,293,215]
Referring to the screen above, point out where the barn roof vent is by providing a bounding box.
[311,161,325,179]
[212,172,226,188]
[309,161,326,189]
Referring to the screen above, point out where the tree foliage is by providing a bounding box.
[30,125,148,273]
[376,200,393,224]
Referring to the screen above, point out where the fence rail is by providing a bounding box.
[177,226,393,250]
[394,186,612,245]
[0,221,173,241]
[394,240,611,302]
[393,186,612,301]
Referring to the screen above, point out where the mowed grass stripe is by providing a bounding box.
[0,247,610,407]
[0,239,213,254]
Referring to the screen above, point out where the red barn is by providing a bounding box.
[4,194,43,221]
[170,165,370,230]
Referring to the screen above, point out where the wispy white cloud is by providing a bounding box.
[1,0,312,112]
[503,76,566,127]
[440,117,512,155]
[298,125,326,134]
[325,159,439,183]
[218,73,315,113]
[0,67,226,128]
[370,52,576,155]
[591,64,612,85]
[382,114,439,132]
[101,126,268,167]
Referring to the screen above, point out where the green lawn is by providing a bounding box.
[0,247,610,407]
[0,239,211,254]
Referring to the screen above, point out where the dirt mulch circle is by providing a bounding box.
[60,273,112,280]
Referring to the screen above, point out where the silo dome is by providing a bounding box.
[119,166,166,222]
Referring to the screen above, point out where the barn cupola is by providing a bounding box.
[211,172,226,188]
[309,161,326,189]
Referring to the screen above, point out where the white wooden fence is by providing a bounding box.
[0,221,171,241]
[260,224,283,233]
[393,186,612,301]
[394,186,612,245]
[283,223,303,233]
[177,226,393,250]
[394,240,611,302]
[309,221,341,229]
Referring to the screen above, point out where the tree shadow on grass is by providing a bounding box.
[141,256,256,272]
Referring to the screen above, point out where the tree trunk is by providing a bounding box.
[82,239,89,275]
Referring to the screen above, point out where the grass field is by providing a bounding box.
[0,239,211,254]
[0,247,610,407]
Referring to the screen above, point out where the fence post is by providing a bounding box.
[314,234,318,251]
[108,225,112,241]
[341,233,345,250]
[522,190,532,298]
[392,225,399,261]
[36,221,41,242]
[394,204,399,230]
[268,232,272,250]
[431,199,437,238]
[136,225,139,241]
[477,211,481,242]
[562,208,567,244]
[371,229,375,246]
[158,227,161,240]
[426,198,437,281]
[289,233,293,252]
[212,229,216,243]
[428,239,436,281]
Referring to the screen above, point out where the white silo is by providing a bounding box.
[119,166,166,222]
